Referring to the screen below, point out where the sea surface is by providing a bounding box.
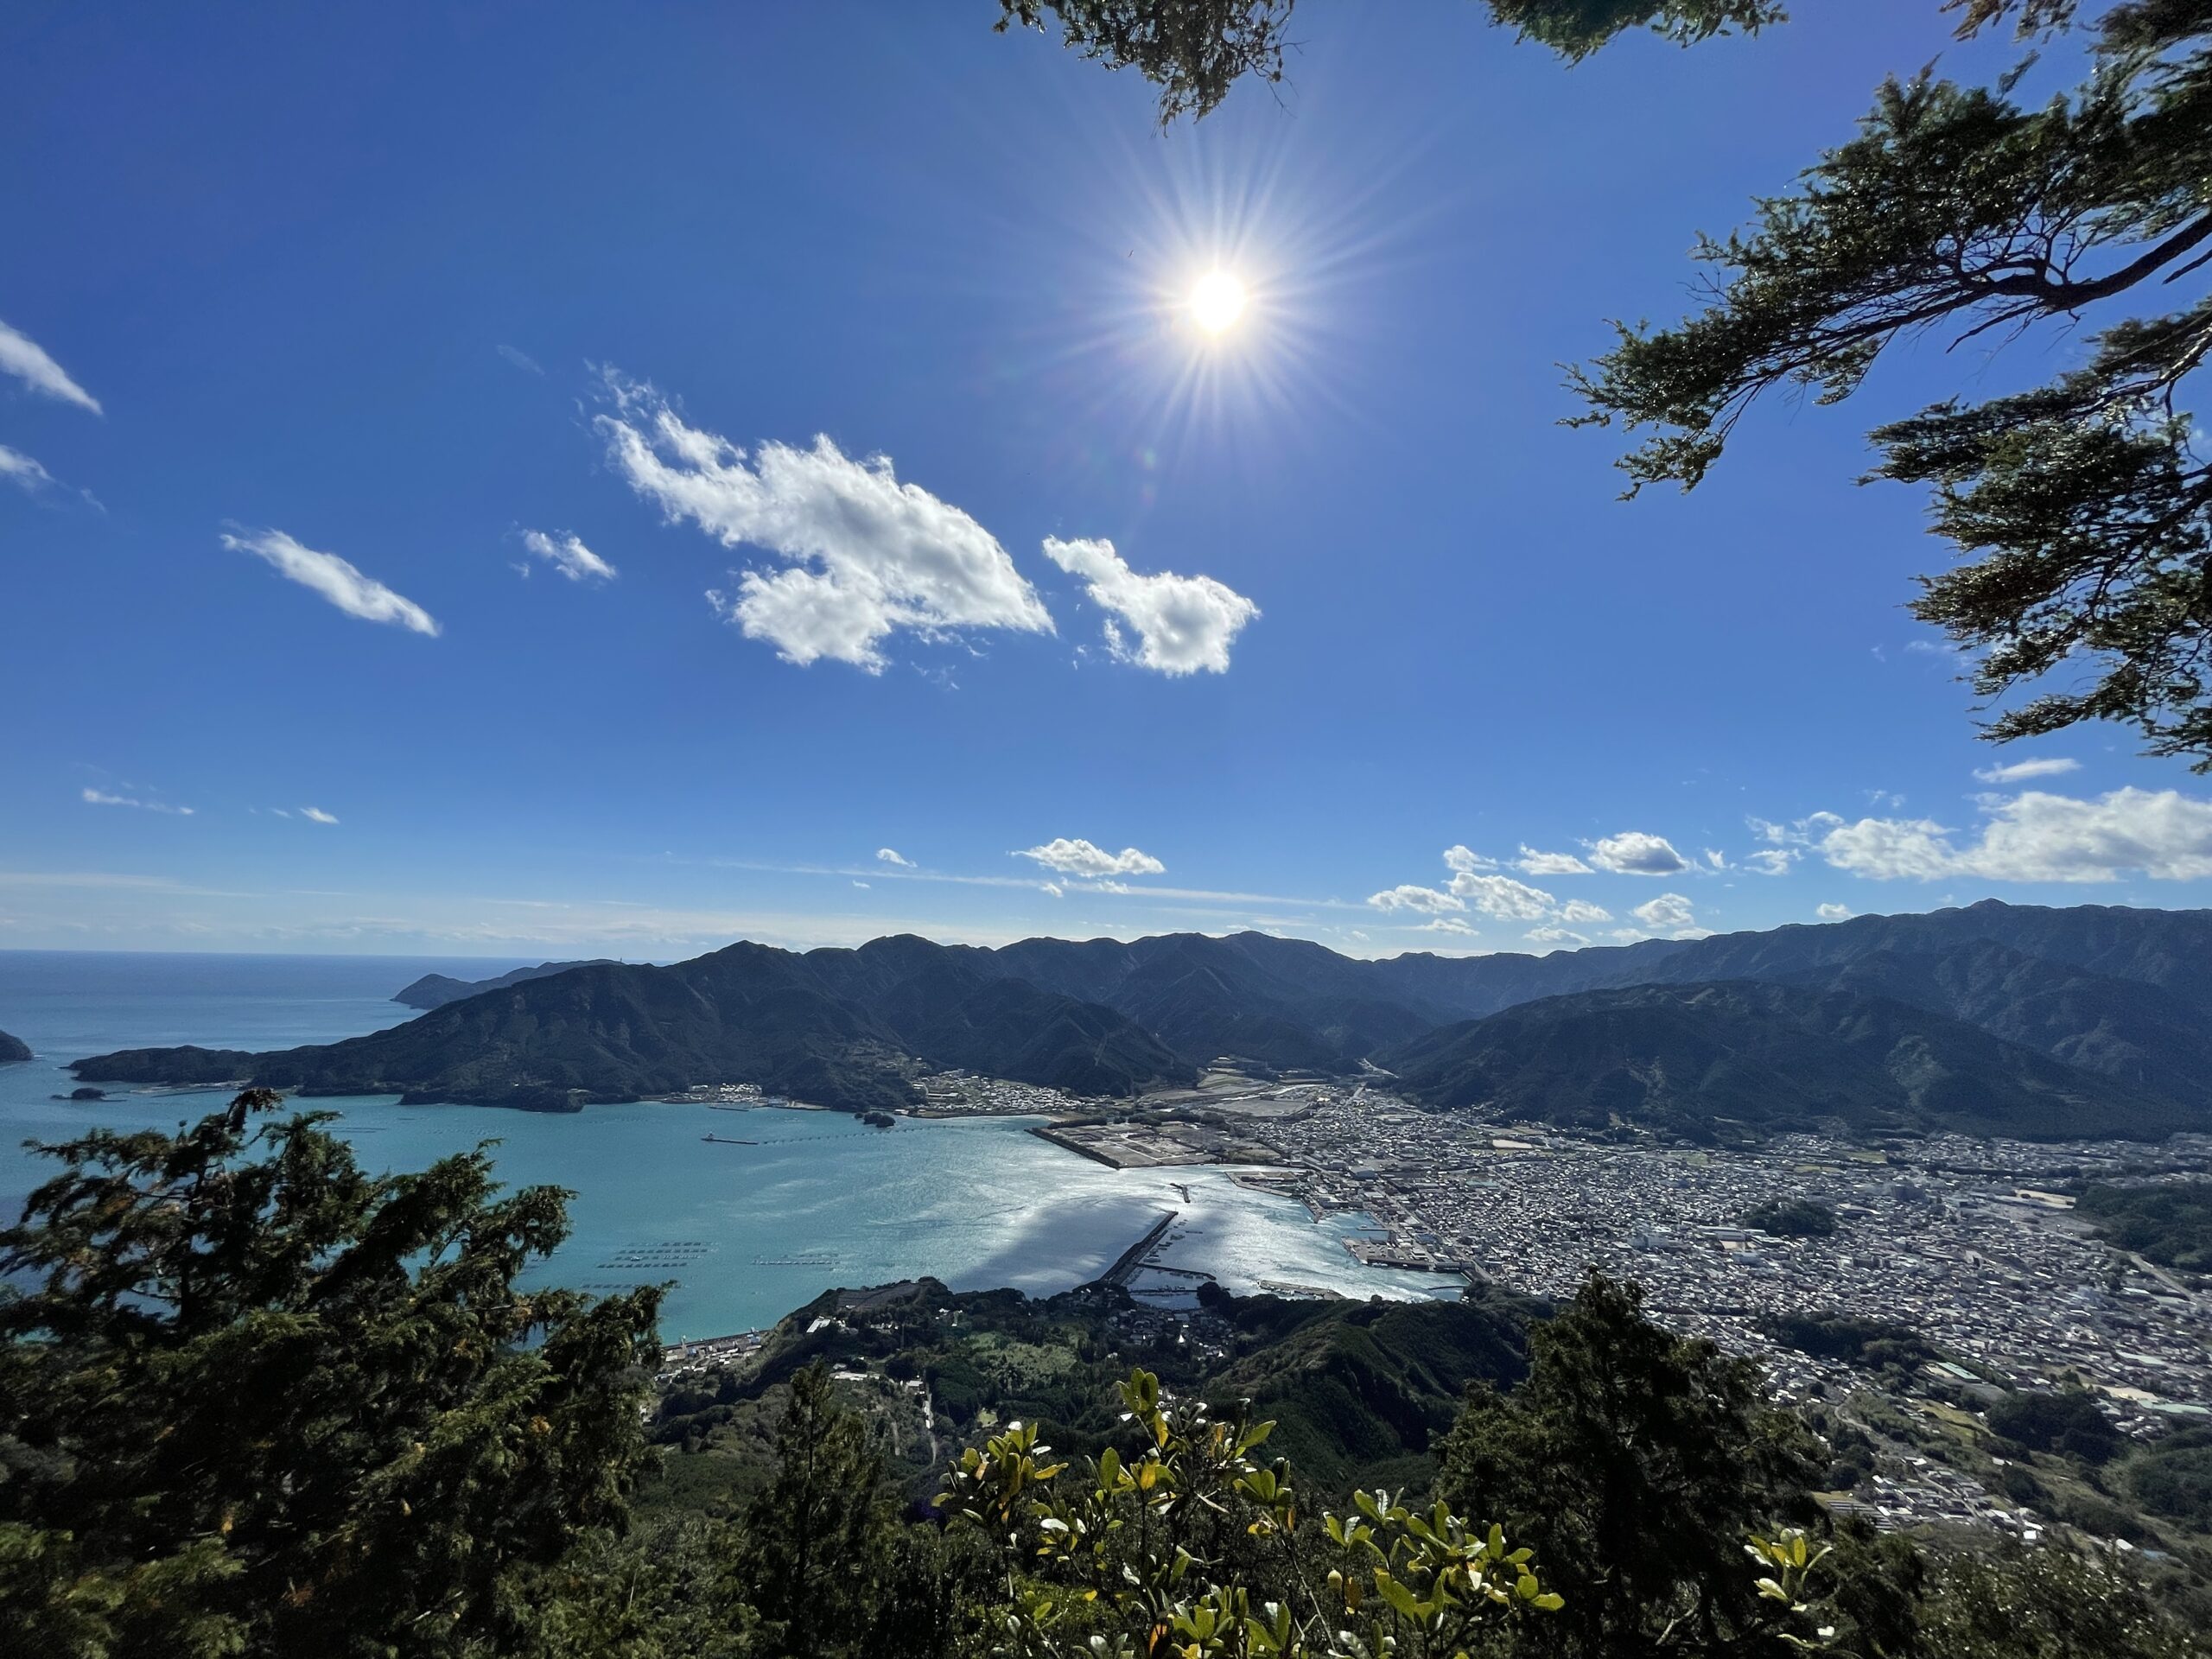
[0,950,1450,1339]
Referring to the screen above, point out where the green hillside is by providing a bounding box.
[1382,979,2188,1142]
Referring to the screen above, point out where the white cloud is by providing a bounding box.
[1039,537,1258,676]
[300,806,339,825]
[1042,880,1065,898]
[1,444,99,512]
[83,787,191,817]
[1586,830,1690,875]
[1820,787,2212,883]
[1703,849,1729,870]
[1447,872,1557,920]
[1420,916,1478,937]
[0,318,100,414]
[1631,893,1700,933]
[852,880,870,889]
[521,530,616,583]
[1373,849,1637,931]
[1525,925,1590,948]
[1443,845,1499,874]
[1821,817,1961,880]
[496,344,545,376]
[597,373,1052,671]
[875,848,915,868]
[1816,903,1853,921]
[1744,849,1795,876]
[222,528,440,636]
[1368,884,1466,914]
[1974,755,2079,785]
[0,443,56,494]
[1516,846,1592,876]
[1016,838,1166,879]
[1747,817,1790,844]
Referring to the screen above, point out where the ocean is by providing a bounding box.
[0,950,1448,1339]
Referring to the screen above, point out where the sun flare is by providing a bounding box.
[1189,270,1247,335]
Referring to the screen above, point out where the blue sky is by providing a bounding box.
[6,1,2211,959]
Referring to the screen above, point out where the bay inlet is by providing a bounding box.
[0,950,1451,1338]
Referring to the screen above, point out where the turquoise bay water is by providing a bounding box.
[0,951,1449,1338]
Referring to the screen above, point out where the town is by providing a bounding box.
[1206,1083,2212,1534]
[647,1068,2212,1537]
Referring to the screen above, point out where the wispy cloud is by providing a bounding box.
[0,442,102,512]
[221,527,441,636]
[875,847,915,868]
[0,443,56,494]
[520,529,616,583]
[1515,846,1591,876]
[300,806,339,824]
[496,344,545,376]
[1816,903,1853,920]
[1040,537,1258,676]
[1368,883,1465,914]
[82,787,193,816]
[1973,755,2079,785]
[0,318,100,414]
[596,372,1052,671]
[1015,838,1166,878]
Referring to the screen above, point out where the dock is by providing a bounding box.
[1095,1209,1179,1287]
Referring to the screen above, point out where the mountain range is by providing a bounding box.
[391,959,619,1010]
[70,900,2212,1140]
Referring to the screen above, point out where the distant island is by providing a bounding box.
[69,899,2212,1141]
[0,1027,29,1063]
[392,959,619,1010]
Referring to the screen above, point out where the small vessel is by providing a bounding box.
[702,1134,758,1145]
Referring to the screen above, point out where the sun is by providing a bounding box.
[1189,270,1247,335]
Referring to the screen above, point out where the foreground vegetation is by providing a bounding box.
[3,1092,2208,1656]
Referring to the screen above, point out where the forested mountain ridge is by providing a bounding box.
[70,901,2212,1137]
[391,958,618,1010]
[1378,980,2193,1143]
[74,938,1192,1111]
